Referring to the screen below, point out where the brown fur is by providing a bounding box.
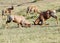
[2,6,14,16]
[34,10,58,25]
[5,6,14,13]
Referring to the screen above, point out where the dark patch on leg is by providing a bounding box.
[6,16,12,24]
[6,20,11,24]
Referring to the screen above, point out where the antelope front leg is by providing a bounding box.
[5,22,9,28]
[53,16,58,25]
[41,19,45,26]
[51,14,58,25]
[5,19,11,28]
[56,17,58,25]
[17,23,20,28]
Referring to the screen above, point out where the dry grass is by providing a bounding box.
[0,0,60,43]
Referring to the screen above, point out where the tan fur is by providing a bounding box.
[2,6,14,16]
[6,15,31,27]
[27,5,39,13]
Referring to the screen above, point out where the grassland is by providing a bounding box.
[0,0,60,43]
